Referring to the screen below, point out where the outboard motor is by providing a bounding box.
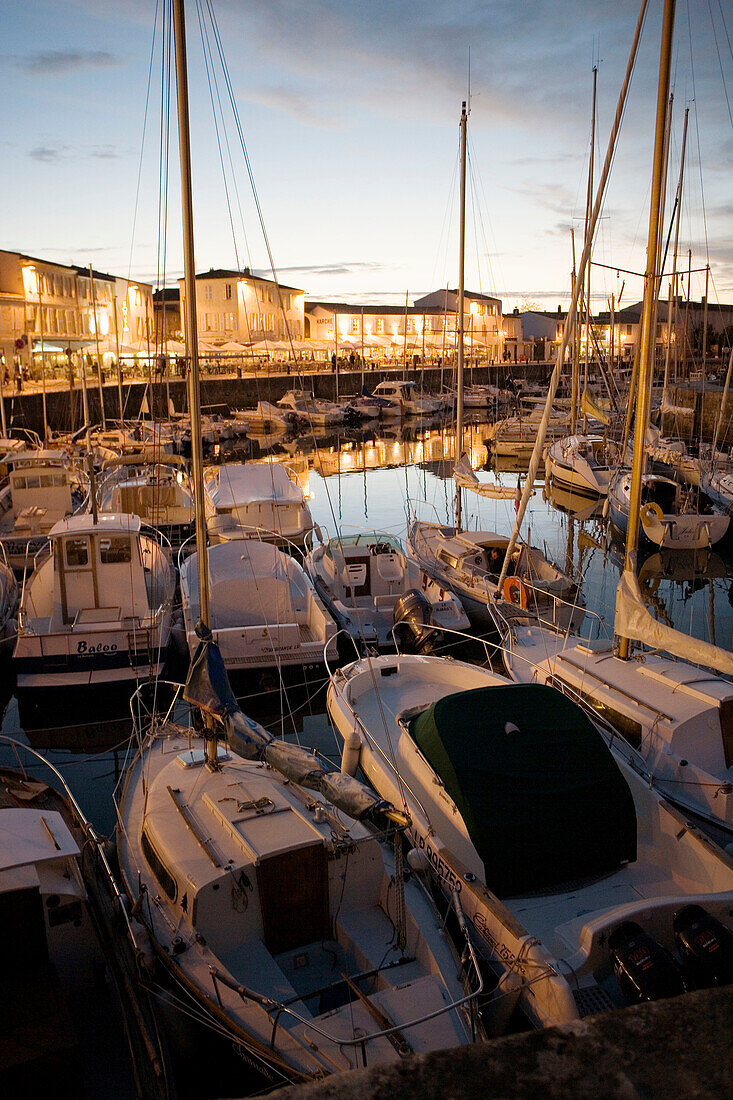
[608,920,686,1005]
[673,905,733,989]
[392,588,435,653]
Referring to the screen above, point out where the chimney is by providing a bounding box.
[557,305,561,315]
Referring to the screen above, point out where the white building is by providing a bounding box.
[179,268,305,345]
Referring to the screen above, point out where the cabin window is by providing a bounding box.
[141,828,178,902]
[65,537,90,568]
[438,549,460,570]
[100,536,132,564]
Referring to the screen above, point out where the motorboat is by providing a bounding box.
[97,455,194,549]
[358,389,402,420]
[607,469,729,549]
[204,460,314,546]
[0,450,88,573]
[180,539,338,677]
[116,645,480,1085]
[371,381,442,416]
[14,513,175,694]
[328,653,733,1029]
[305,530,470,652]
[407,519,584,633]
[545,434,620,497]
[278,389,345,426]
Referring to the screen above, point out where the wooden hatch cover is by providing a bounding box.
[256,842,329,954]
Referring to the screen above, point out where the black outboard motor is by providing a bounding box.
[608,920,686,1004]
[673,904,733,989]
[392,588,435,653]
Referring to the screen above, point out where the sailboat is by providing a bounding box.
[498,0,733,836]
[116,1,480,1084]
[408,102,582,635]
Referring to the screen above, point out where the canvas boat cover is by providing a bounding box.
[409,683,637,897]
[208,462,303,508]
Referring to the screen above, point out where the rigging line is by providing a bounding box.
[127,0,161,285]
[707,0,733,129]
[686,0,710,264]
[717,0,733,61]
[204,3,297,362]
[203,0,254,270]
[195,0,241,272]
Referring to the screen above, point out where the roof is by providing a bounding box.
[153,287,180,304]
[192,268,302,293]
[0,808,79,876]
[49,513,142,538]
[409,684,637,896]
[306,301,452,316]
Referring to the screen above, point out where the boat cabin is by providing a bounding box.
[0,451,75,537]
[49,514,154,628]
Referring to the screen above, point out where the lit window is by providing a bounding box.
[376,319,384,334]
[351,317,359,334]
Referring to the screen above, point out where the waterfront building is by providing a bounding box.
[306,288,504,362]
[0,249,153,381]
[178,268,305,346]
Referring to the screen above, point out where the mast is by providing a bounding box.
[617,0,676,660]
[570,229,579,432]
[89,264,106,431]
[455,100,467,531]
[172,0,211,649]
[583,64,598,427]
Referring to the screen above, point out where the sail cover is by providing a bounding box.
[616,569,733,677]
[453,454,519,500]
[409,683,636,897]
[184,632,407,828]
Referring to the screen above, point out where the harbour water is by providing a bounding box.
[3,414,732,828]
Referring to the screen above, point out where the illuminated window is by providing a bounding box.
[224,312,234,330]
[376,319,384,334]
[351,317,359,334]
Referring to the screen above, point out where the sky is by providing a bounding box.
[2,0,732,314]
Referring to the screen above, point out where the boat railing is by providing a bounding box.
[207,886,485,1066]
[0,735,145,956]
[490,592,609,643]
[17,536,53,632]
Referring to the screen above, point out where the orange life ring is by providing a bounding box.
[502,576,528,608]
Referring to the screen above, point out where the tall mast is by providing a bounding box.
[172,0,210,632]
[583,64,598,427]
[617,0,676,660]
[455,100,467,531]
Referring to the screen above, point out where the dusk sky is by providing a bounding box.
[3,0,731,313]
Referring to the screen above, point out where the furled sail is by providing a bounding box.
[580,389,611,426]
[184,629,409,828]
[453,453,520,500]
[615,569,733,677]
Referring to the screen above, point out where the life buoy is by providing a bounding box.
[502,576,528,608]
[641,501,664,526]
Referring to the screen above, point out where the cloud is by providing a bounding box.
[28,143,122,163]
[242,86,336,127]
[269,261,391,277]
[17,50,123,75]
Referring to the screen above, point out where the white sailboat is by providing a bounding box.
[545,434,620,497]
[498,0,733,837]
[116,2,480,1084]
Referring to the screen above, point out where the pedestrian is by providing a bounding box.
[331,353,337,372]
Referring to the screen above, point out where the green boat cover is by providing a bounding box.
[409,683,637,897]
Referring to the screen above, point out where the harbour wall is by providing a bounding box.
[662,382,730,448]
[2,362,553,437]
[266,982,733,1100]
